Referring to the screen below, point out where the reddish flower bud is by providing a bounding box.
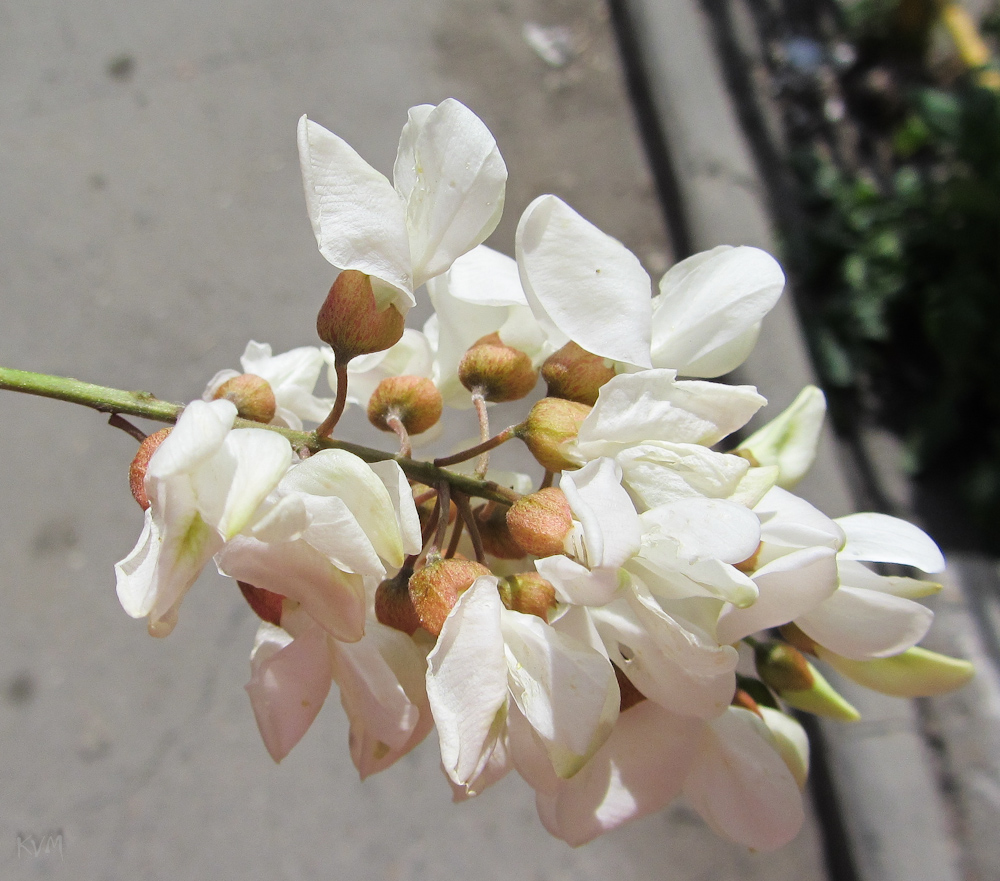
[367,375,443,436]
[475,504,528,560]
[515,397,590,473]
[375,567,421,636]
[408,557,491,637]
[128,427,172,510]
[238,581,285,627]
[779,623,819,656]
[458,332,538,403]
[212,373,277,423]
[541,341,616,406]
[316,270,406,362]
[505,488,573,557]
[498,572,556,620]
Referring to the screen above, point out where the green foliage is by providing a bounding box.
[792,78,1000,543]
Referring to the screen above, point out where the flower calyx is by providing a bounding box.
[317,270,406,364]
[128,427,172,509]
[755,640,860,721]
[505,487,573,557]
[497,571,556,620]
[211,373,277,423]
[408,556,492,637]
[459,332,538,403]
[541,341,616,406]
[515,398,590,473]
[375,564,421,636]
[367,375,443,437]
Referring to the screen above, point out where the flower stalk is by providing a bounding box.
[0,366,519,505]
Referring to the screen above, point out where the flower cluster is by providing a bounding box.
[115,99,972,849]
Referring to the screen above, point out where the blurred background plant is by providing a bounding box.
[772,0,1000,549]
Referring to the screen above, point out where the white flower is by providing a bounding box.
[204,340,333,430]
[298,99,507,313]
[515,195,652,369]
[216,450,422,642]
[649,245,784,377]
[115,399,294,636]
[425,577,619,795]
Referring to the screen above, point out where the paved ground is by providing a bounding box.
[0,1,834,879]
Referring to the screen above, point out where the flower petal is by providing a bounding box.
[146,398,236,482]
[683,707,804,850]
[426,577,509,789]
[797,586,934,660]
[297,115,413,309]
[650,245,784,377]
[836,512,945,573]
[246,621,333,763]
[575,370,765,459]
[516,195,652,368]
[394,99,507,288]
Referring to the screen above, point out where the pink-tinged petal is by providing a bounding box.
[575,370,765,459]
[297,115,413,309]
[592,593,738,719]
[449,733,512,801]
[560,458,641,570]
[146,398,236,481]
[716,546,839,644]
[796,586,933,660]
[246,621,333,763]
[683,707,804,850]
[537,702,705,846]
[836,512,945,573]
[426,577,509,788]
[501,609,619,778]
[331,621,432,780]
[394,99,507,288]
[516,195,652,368]
[535,554,624,606]
[651,246,784,377]
[217,536,366,643]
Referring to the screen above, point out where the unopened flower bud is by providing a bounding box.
[375,567,421,636]
[755,641,860,721]
[316,270,406,362]
[778,622,818,655]
[212,373,277,423]
[498,572,556,620]
[515,398,590,473]
[814,645,975,698]
[238,581,284,627]
[475,504,528,560]
[541,341,616,406]
[128,427,172,509]
[367,375,443,436]
[732,688,763,717]
[459,332,538,402]
[506,488,573,557]
[408,558,491,637]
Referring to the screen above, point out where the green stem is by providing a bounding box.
[0,366,520,506]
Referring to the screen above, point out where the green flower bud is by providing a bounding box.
[815,645,974,698]
[515,398,590,473]
[755,641,860,721]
